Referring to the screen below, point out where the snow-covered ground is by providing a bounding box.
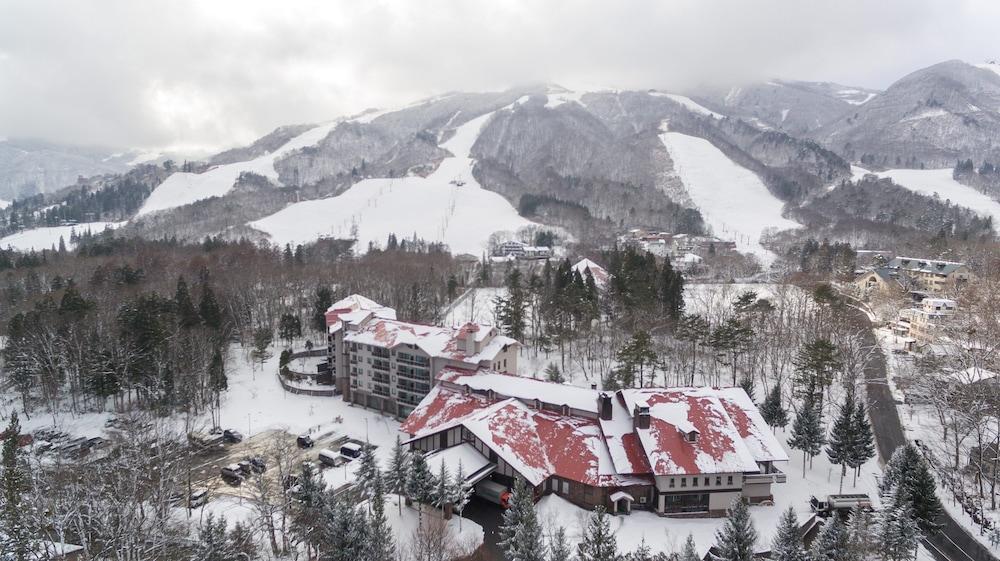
[658,131,801,264]
[137,122,341,216]
[249,108,539,255]
[650,92,723,119]
[545,88,588,109]
[683,282,815,319]
[442,287,507,327]
[0,221,123,251]
[852,166,1000,224]
[0,198,10,210]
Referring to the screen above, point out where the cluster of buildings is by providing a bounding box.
[618,229,735,268]
[323,292,789,516]
[494,240,553,260]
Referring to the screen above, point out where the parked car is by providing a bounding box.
[237,460,254,475]
[188,489,209,509]
[247,456,266,473]
[223,429,244,444]
[297,435,314,449]
[220,464,244,483]
[189,431,225,448]
[318,448,347,467]
[339,442,363,459]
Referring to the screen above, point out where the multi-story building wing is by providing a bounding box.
[884,257,974,292]
[325,295,397,396]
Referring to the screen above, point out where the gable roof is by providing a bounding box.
[887,257,966,276]
[325,294,397,332]
[572,258,610,288]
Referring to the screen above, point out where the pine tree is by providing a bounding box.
[738,375,755,403]
[366,469,396,561]
[877,485,921,561]
[825,394,856,493]
[0,413,36,561]
[385,436,410,515]
[578,505,618,561]
[629,539,653,561]
[788,398,825,477]
[711,499,757,561]
[199,282,223,331]
[322,493,368,561]
[809,514,848,561]
[545,363,565,383]
[195,513,232,561]
[406,451,435,526]
[433,462,450,509]
[880,443,943,534]
[229,521,257,561]
[760,384,789,432]
[450,460,473,529]
[355,441,381,505]
[845,505,876,559]
[848,404,875,487]
[499,477,545,561]
[312,285,334,332]
[175,276,200,329]
[679,533,700,561]
[769,507,807,561]
[549,526,573,561]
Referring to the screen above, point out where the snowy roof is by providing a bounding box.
[949,367,998,384]
[344,319,515,365]
[325,294,397,332]
[887,257,966,276]
[424,443,494,481]
[438,368,599,413]
[403,370,783,485]
[572,258,610,288]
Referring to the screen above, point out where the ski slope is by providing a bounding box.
[250,110,538,255]
[0,221,123,251]
[137,121,340,216]
[853,166,1000,224]
[0,198,10,210]
[650,92,723,119]
[659,131,800,264]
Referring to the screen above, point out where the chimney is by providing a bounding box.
[598,393,613,421]
[633,405,651,430]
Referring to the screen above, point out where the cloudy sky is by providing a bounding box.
[1,0,997,154]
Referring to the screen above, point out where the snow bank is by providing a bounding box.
[854,166,1000,224]
[249,110,538,255]
[658,132,800,264]
[0,221,123,251]
[137,121,339,216]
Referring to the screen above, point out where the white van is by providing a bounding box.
[318,448,345,467]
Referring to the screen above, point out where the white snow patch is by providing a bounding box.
[137,121,340,216]
[0,221,123,252]
[837,90,877,105]
[650,92,723,119]
[545,90,587,109]
[975,62,1000,77]
[780,108,789,122]
[127,151,163,166]
[854,166,1000,224]
[249,111,539,255]
[900,108,950,122]
[658,131,800,264]
[0,198,9,210]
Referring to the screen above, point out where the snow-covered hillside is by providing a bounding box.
[137,122,340,216]
[0,198,9,210]
[650,92,723,118]
[658,131,800,264]
[249,109,539,255]
[0,221,123,251]
[853,166,1000,224]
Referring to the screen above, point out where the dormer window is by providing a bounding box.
[685,430,699,443]
[561,404,570,416]
[534,399,542,410]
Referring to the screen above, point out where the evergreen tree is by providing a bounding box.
[611,330,658,388]
[0,413,35,561]
[738,375,755,403]
[711,499,757,561]
[278,312,302,345]
[228,521,257,561]
[495,269,529,341]
[877,485,921,561]
[825,394,857,493]
[578,505,618,561]
[545,363,565,383]
[322,493,368,561]
[199,282,223,331]
[312,286,334,332]
[195,513,232,561]
[788,398,825,477]
[792,339,841,410]
[880,444,943,534]
[809,514,848,561]
[679,533,700,561]
[433,462,450,509]
[499,478,545,561]
[175,276,200,329]
[760,384,789,432]
[406,450,435,525]
[450,460,473,529]
[845,505,876,559]
[628,539,653,561]
[769,507,807,561]
[355,442,381,504]
[848,404,875,486]
[549,526,573,561]
[366,468,395,561]
[385,436,410,515]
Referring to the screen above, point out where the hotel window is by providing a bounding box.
[715,476,722,486]
[692,477,698,487]
[561,481,570,494]
[669,478,675,488]
[704,477,710,486]
[680,478,687,488]
[727,476,733,485]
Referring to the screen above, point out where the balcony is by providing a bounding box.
[373,373,391,385]
[397,366,431,383]
[743,469,786,485]
[397,353,430,367]
[372,384,391,398]
[372,359,391,372]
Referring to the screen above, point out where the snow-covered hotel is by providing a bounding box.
[401,368,788,517]
[325,295,519,418]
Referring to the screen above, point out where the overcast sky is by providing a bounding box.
[1,0,998,154]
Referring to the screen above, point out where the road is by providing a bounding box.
[847,304,998,561]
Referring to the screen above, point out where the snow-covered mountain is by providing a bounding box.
[0,138,134,200]
[8,59,1000,257]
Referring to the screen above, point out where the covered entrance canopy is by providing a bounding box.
[609,491,634,514]
[424,443,496,486]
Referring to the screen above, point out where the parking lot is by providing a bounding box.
[186,428,363,502]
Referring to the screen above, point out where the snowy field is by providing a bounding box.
[853,166,1000,224]
[249,107,539,255]
[442,287,508,327]
[649,92,723,119]
[683,282,815,319]
[137,121,342,216]
[0,198,10,210]
[659,131,800,265]
[0,221,123,252]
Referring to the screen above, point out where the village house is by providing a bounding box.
[884,257,973,293]
[325,295,519,418]
[894,297,958,345]
[572,258,610,289]
[401,368,787,517]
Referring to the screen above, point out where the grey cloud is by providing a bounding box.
[1,0,997,153]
